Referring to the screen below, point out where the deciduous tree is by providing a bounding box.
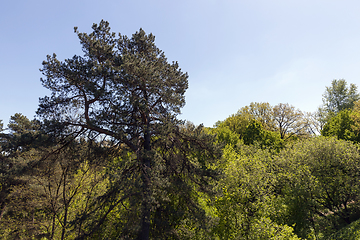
[321,109,360,142]
[275,137,360,238]
[319,79,359,124]
[272,103,311,140]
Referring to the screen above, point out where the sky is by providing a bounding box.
[1,0,360,127]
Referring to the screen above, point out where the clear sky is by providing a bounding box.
[1,0,360,127]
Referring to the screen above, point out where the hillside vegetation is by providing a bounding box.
[1,21,360,239]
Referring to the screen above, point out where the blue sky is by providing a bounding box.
[1,0,360,127]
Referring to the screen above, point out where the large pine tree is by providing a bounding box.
[37,20,219,239]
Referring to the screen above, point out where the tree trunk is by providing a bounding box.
[138,185,151,240]
[137,126,151,240]
[61,172,68,240]
[0,204,6,222]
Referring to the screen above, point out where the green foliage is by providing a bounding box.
[215,114,248,138]
[207,125,241,146]
[73,123,220,239]
[5,20,360,240]
[272,103,312,140]
[0,114,44,239]
[8,113,38,135]
[215,102,314,148]
[1,113,51,157]
[0,139,109,240]
[35,20,222,239]
[243,120,263,144]
[236,102,276,131]
[275,137,360,238]
[319,79,360,125]
[215,102,275,136]
[243,119,283,150]
[322,79,359,114]
[328,218,360,240]
[321,109,360,142]
[210,144,299,239]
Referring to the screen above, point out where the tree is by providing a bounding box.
[236,102,276,131]
[305,111,323,135]
[0,134,109,240]
[272,103,311,140]
[319,79,359,123]
[0,114,45,239]
[242,119,283,151]
[275,137,360,238]
[215,102,274,134]
[211,144,300,239]
[208,125,241,147]
[321,109,360,142]
[37,20,219,239]
[350,100,360,136]
[216,102,314,145]
[4,113,42,153]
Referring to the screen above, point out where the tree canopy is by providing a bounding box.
[319,79,360,122]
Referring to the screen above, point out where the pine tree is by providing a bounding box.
[37,20,219,239]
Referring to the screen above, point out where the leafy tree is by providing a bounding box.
[207,125,241,147]
[214,114,248,139]
[272,103,312,140]
[216,102,314,146]
[215,102,275,139]
[0,136,109,240]
[321,109,360,142]
[328,218,360,240]
[319,79,359,124]
[236,102,276,131]
[243,119,283,151]
[210,144,299,239]
[275,137,360,238]
[37,20,220,239]
[350,100,360,136]
[305,111,323,135]
[324,79,359,113]
[0,114,44,238]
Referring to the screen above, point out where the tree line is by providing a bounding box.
[1,20,360,239]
